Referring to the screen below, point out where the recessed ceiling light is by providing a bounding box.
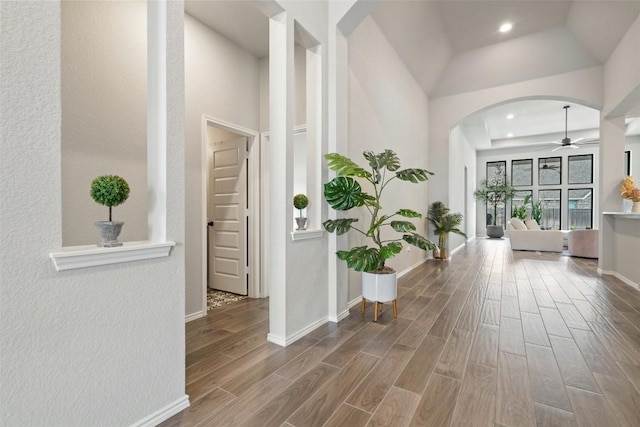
[499,23,513,33]
[506,114,514,120]
[507,133,514,138]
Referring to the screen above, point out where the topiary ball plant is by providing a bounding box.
[293,193,309,218]
[91,175,130,222]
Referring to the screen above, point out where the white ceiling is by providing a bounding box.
[372,0,640,96]
[184,0,640,149]
[437,0,572,53]
[184,1,269,58]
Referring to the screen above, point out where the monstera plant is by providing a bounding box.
[322,150,437,321]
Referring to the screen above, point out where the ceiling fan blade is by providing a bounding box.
[575,138,599,145]
[572,137,585,144]
[551,146,564,152]
[569,144,579,149]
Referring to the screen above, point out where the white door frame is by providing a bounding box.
[201,116,261,315]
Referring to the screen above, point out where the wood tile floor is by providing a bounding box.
[162,238,640,427]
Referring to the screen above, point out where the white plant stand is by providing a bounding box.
[361,271,398,322]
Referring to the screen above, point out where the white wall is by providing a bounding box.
[448,126,476,250]
[432,27,599,98]
[476,145,600,234]
[259,43,308,131]
[428,66,604,213]
[0,1,187,425]
[347,16,431,301]
[61,1,148,246]
[184,13,261,317]
[603,14,640,116]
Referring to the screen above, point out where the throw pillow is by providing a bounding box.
[510,218,527,230]
[525,219,541,230]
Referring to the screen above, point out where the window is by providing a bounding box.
[568,154,593,184]
[538,189,561,230]
[511,159,532,186]
[487,193,506,227]
[568,189,593,229]
[512,190,532,219]
[625,150,631,176]
[539,157,561,185]
[487,161,506,185]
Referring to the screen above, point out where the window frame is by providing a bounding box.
[538,156,562,186]
[487,161,507,185]
[511,158,533,187]
[567,188,593,230]
[567,154,593,185]
[538,188,562,230]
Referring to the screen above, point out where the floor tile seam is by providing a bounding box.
[524,342,576,414]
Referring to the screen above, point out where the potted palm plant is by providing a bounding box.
[91,175,130,247]
[427,201,466,259]
[323,150,437,321]
[474,166,515,238]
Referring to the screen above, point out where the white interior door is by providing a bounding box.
[208,136,247,295]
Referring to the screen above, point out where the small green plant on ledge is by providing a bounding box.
[293,194,309,218]
[322,149,437,272]
[91,175,130,222]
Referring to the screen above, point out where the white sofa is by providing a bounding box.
[507,218,564,252]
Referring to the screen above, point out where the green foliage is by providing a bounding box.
[532,200,543,223]
[322,218,358,235]
[90,175,130,221]
[293,194,309,210]
[323,150,437,272]
[428,201,467,250]
[473,165,516,226]
[511,195,531,221]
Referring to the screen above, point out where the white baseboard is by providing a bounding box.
[347,296,362,309]
[131,395,190,427]
[398,256,428,278]
[598,269,639,289]
[185,310,205,323]
[329,308,351,323]
[450,236,475,258]
[267,316,329,347]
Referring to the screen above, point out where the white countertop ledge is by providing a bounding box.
[602,212,640,219]
[50,241,176,271]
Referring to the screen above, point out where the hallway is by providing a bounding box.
[164,238,640,426]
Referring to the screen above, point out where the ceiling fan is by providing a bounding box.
[539,158,560,172]
[549,105,599,152]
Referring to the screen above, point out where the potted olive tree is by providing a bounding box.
[323,150,437,321]
[293,193,309,230]
[427,201,466,260]
[90,175,130,247]
[474,166,515,238]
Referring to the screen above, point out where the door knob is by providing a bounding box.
[207,221,214,227]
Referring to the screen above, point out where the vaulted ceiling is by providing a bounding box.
[185,0,640,148]
[372,0,640,97]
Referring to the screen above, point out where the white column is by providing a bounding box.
[326,25,350,322]
[598,114,626,271]
[268,11,295,343]
[147,0,167,243]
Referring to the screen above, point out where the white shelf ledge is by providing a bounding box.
[291,229,324,241]
[602,212,640,219]
[50,241,176,271]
